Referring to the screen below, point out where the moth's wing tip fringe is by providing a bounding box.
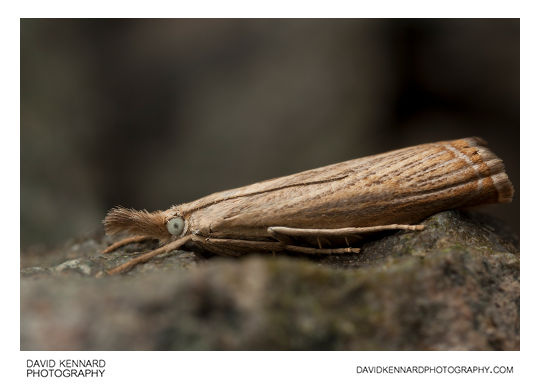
[471,136,488,147]
[475,144,514,204]
[491,172,514,203]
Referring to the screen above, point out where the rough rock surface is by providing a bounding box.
[20,210,519,350]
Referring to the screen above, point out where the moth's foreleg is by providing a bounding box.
[106,235,192,275]
[103,235,154,254]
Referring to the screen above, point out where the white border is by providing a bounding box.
[5,1,536,383]
[11,0,525,18]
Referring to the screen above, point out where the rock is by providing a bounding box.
[20,210,519,350]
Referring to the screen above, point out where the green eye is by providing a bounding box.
[166,217,185,236]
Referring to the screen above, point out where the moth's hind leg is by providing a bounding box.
[284,244,361,255]
[268,224,424,239]
[103,235,155,254]
[268,224,424,251]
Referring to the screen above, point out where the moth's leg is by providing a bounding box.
[267,230,294,245]
[103,235,154,254]
[106,235,192,275]
[284,244,361,255]
[268,224,425,238]
[191,235,285,253]
[191,235,360,255]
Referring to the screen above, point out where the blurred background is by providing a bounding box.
[21,19,519,248]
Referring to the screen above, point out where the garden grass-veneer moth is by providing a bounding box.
[103,137,513,274]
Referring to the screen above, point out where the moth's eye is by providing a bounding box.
[166,217,185,236]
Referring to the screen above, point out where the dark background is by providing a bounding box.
[21,19,519,248]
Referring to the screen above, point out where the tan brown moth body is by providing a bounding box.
[103,137,513,274]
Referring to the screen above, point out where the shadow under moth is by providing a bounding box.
[103,137,514,274]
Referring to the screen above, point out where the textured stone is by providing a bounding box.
[20,210,519,350]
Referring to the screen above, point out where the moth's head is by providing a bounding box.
[104,207,187,241]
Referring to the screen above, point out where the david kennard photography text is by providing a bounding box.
[26,359,106,378]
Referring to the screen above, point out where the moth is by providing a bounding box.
[103,137,513,274]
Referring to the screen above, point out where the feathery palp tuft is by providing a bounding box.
[103,206,170,240]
